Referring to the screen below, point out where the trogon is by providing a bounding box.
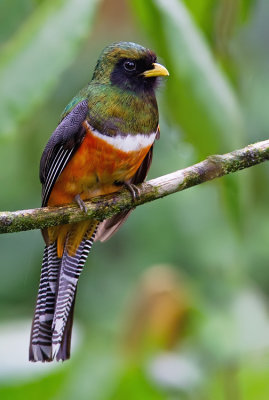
[29,41,169,362]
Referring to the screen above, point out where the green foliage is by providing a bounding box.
[1,0,269,399]
[131,0,246,227]
[132,0,244,155]
[0,0,99,137]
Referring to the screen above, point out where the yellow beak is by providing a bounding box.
[143,62,169,78]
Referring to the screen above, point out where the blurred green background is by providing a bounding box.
[1,0,269,398]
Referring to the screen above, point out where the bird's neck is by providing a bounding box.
[86,84,159,137]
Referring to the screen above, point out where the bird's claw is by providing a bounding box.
[74,194,88,213]
[123,182,140,202]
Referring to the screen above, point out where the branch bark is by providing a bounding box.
[1,138,269,234]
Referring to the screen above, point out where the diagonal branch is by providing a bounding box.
[1,138,269,235]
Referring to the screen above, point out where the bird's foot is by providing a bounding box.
[122,182,140,201]
[74,194,88,213]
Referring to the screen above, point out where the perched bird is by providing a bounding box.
[29,41,169,362]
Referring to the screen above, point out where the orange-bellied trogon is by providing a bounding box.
[29,41,169,362]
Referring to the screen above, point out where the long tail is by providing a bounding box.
[29,222,98,362]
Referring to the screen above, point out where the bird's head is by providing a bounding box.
[91,41,169,94]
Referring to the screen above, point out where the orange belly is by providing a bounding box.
[48,123,151,206]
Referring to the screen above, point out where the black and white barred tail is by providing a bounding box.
[29,224,98,362]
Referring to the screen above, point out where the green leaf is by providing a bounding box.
[0,0,36,46]
[131,0,246,227]
[131,0,244,156]
[181,0,217,39]
[0,0,100,137]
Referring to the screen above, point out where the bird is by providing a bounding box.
[29,41,169,362]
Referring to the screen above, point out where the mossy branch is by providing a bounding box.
[1,138,269,234]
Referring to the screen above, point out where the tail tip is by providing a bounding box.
[29,344,52,362]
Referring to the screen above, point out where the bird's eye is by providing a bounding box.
[123,60,136,72]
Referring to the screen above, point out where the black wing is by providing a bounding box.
[40,100,88,207]
[131,144,154,184]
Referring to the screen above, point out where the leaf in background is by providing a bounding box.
[0,0,36,46]
[239,0,256,22]
[131,0,246,227]
[0,0,100,138]
[181,0,217,41]
[131,0,244,156]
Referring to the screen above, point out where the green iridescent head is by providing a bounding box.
[91,41,169,94]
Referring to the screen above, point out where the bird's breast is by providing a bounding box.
[47,121,156,206]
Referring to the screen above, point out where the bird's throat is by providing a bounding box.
[87,84,159,137]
